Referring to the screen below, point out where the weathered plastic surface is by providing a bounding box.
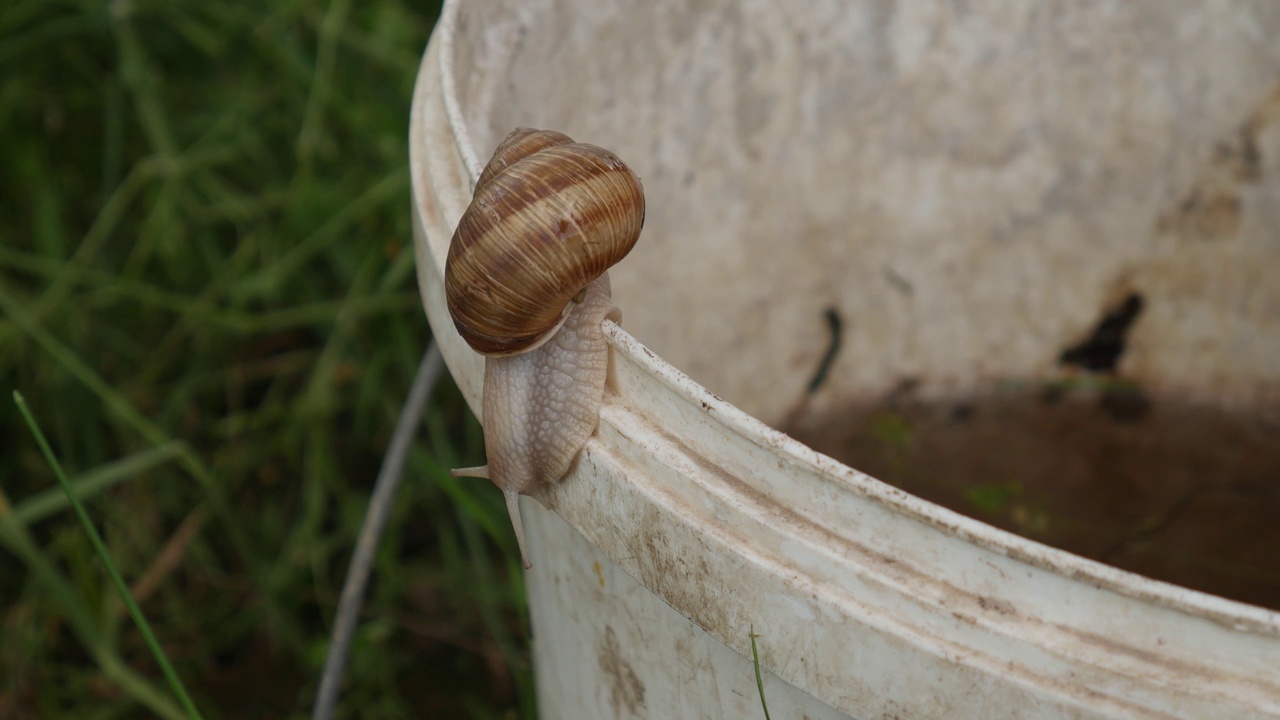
[410,1,1280,717]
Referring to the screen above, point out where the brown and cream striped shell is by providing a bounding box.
[444,128,646,356]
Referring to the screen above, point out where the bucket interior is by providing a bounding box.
[447,0,1280,608]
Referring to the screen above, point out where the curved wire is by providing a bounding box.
[311,341,444,720]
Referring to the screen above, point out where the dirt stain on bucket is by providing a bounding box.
[598,625,646,717]
[788,382,1280,611]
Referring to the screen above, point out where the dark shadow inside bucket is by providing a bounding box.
[787,382,1280,611]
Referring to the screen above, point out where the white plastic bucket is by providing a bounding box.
[410,1,1280,717]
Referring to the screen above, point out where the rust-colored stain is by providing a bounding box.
[1156,189,1241,242]
[594,560,605,589]
[1156,80,1280,242]
[597,626,646,717]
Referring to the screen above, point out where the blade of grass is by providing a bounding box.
[0,282,300,646]
[0,245,419,333]
[455,497,528,671]
[125,507,207,610]
[420,407,511,547]
[0,11,101,65]
[109,5,178,160]
[276,253,393,596]
[16,161,153,330]
[232,168,408,302]
[312,341,443,720]
[421,457,508,548]
[12,441,183,526]
[295,0,352,179]
[0,489,190,720]
[14,391,206,720]
[750,626,772,720]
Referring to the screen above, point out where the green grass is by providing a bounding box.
[1,1,532,717]
[13,390,203,720]
[749,627,772,720]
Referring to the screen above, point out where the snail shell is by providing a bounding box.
[445,128,645,568]
[445,128,646,356]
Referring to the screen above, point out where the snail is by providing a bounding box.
[446,128,645,568]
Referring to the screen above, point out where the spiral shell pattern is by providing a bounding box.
[445,128,645,356]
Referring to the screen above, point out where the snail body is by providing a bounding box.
[446,128,645,568]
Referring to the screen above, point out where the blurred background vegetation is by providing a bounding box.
[1,1,533,717]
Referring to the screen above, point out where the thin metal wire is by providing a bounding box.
[311,341,444,720]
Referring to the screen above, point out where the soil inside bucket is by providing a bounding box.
[785,380,1280,611]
